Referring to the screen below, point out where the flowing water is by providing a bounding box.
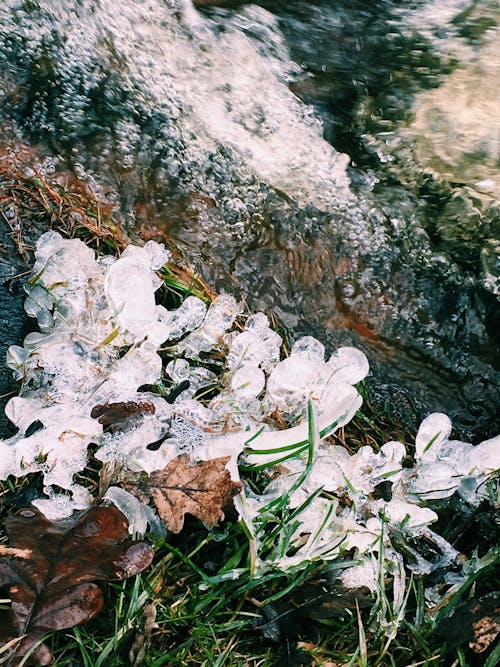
[0,0,499,438]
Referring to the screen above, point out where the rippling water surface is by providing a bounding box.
[0,0,498,437]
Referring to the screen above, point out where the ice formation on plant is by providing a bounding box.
[0,231,498,627]
[0,233,367,520]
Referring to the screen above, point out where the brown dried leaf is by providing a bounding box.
[469,595,500,653]
[91,400,155,426]
[435,592,500,654]
[129,454,242,533]
[0,505,154,666]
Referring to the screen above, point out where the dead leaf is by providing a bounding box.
[435,592,500,654]
[91,400,155,426]
[469,595,500,653]
[0,505,154,666]
[128,454,242,533]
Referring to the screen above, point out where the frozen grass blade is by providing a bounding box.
[356,599,368,667]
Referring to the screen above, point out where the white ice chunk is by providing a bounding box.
[227,331,267,370]
[435,439,474,476]
[4,395,43,431]
[193,431,248,482]
[380,498,438,529]
[339,558,379,593]
[178,294,241,356]
[403,462,459,500]
[143,239,171,270]
[467,435,500,476]
[104,254,157,337]
[230,365,266,398]
[246,383,362,466]
[244,312,270,330]
[415,413,452,461]
[32,485,92,521]
[266,355,324,411]
[291,336,325,361]
[166,358,191,382]
[159,296,207,340]
[104,486,166,536]
[326,347,369,385]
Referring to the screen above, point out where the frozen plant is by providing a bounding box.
[0,233,368,522]
[1,231,498,637]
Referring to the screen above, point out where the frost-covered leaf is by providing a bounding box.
[127,454,242,533]
[0,505,154,665]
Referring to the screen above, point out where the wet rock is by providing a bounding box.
[0,222,32,437]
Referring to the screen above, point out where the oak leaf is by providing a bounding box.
[129,454,242,533]
[0,505,154,666]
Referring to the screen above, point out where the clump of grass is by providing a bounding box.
[0,161,127,256]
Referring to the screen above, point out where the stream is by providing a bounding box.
[0,0,498,439]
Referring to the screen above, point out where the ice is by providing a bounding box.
[173,399,213,427]
[243,316,282,372]
[104,486,166,536]
[24,285,55,321]
[467,435,500,476]
[4,396,43,431]
[408,416,499,504]
[230,365,266,399]
[143,239,171,270]
[263,452,346,508]
[403,460,459,500]
[1,230,498,620]
[265,338,368,417]
[245,383,363,467]
[435,440,474,475]
[0,233,186,514]
[227,331,267,370]
[339,558,379,593]
[166,358,191,383]
[291,336,325,362]
[325,347,370,385]
[377,498,438,530]
[170,366,217,401]
[177,294,241,357]
[193,431,248,482]
[159,296,207,340]
[96,419,177,474]
[244,312,270,330]
[26,231,102,332]
[415,413,453,461]
[266,355,324,412]
[337,512,384,553]
[101,341,163,396]
[32,486,93,521]
[104,254,157,338]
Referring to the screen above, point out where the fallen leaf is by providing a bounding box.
[469,595,500,653]
[435,592,500,654]
[0,505,154,666]
[91,400,155,426]
[128,454,242,533]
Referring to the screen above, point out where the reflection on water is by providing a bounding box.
[0,0,498,437]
